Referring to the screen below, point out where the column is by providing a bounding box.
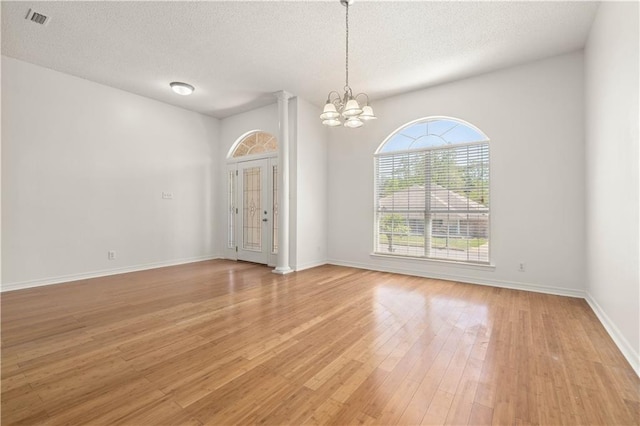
[273,91,293,274]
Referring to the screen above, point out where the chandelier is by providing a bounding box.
[320,0,376,128]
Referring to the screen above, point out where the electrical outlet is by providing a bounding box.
[162,192,174,200]
[518,262,525,272]
[108,250,116,260]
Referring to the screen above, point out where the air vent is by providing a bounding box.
[25,9,50,26]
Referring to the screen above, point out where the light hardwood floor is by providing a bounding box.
[1,260,638,425]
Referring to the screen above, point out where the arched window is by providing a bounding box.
[374,117,490,264]
[230,131,277,158]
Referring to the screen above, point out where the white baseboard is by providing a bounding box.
[1,254,223,292]
[294,259,328,272]
[585,292,640,377]
[327,258,585,298]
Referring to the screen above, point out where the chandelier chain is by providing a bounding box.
[320,0,376,127]
[345,2,349,91]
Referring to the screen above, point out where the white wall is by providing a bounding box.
[327,52,586,296]
[1,56,220,290]
[585,2,639,374]
[294,97,328,270]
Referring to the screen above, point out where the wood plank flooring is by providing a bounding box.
[2,260,638,425]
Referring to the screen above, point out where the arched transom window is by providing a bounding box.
[374,117,490,264]
[231,131,277,158]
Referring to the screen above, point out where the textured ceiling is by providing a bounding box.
[1,1,599,118]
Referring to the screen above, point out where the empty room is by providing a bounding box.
[1,1,638,425]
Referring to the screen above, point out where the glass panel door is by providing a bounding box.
[243,166,262,251]
[237,159,269,264]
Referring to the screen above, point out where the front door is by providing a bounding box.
[235,158,276,264]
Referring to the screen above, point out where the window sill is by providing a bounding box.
[370,252,496,271]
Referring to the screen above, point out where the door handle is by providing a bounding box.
[262,218,268,222]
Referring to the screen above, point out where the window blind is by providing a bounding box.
[374,142,490,263]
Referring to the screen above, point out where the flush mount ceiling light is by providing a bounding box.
[320,0,376,128]
[169,82,195,96]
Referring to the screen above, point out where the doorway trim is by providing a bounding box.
[226,130,279,266]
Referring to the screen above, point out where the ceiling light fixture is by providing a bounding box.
[170,82,195,96]
[320,0,376,128]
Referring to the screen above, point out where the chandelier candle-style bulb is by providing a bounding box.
[342,99,362,117]
[359,105,377,120]
[344,117,364,128]
[320,0,376,128]
[320,102,340,120]
[323,118,342,127]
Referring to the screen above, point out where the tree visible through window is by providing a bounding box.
[374,117,490,263]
